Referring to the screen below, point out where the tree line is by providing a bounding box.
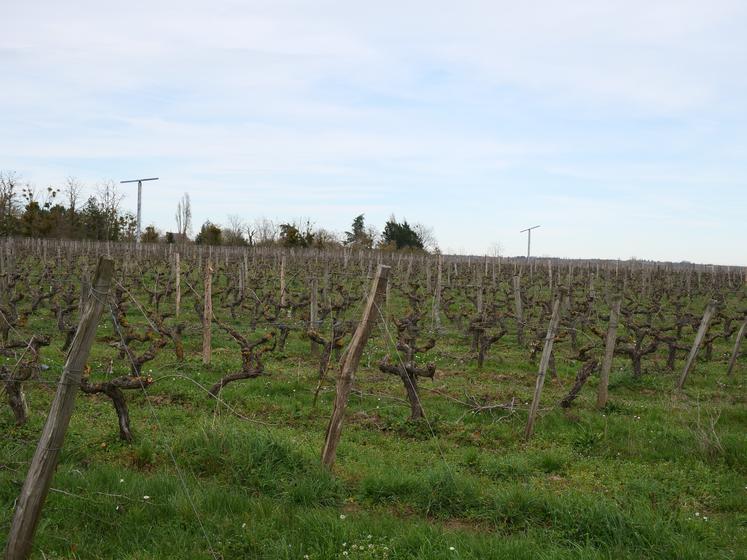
[0,171,437,251]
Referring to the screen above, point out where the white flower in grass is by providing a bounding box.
[450,546,456,551]
[339,514,346,520]
[143,495,150,500]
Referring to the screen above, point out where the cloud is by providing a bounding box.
[1,0,745,265]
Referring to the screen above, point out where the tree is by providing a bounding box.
[18,186,60,238]
[195,221,223,245]
[380,216,424,250]
[141,225,160,243]
[413,223,437,252]
[279,219,314,248]
[0,171,21,236]
[344,214,374,248]
[95,181,124,241]
[253,217,277,246]
[223,215,248,246]
[175,193,192,241]
[64,176,84,236]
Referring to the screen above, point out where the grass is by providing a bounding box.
[1,281,746,559]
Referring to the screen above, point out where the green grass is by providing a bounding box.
[1,283,746,559]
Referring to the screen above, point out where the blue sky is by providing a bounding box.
[2,0,746,264]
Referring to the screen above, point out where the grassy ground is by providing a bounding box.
[1,305,746,559]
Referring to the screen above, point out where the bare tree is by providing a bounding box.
[0,171,21,234]
[224,214,247,245]
[314,228,341,247]
[489,242,503,258]
[62,176,84,235]
[64,177,84,213]
[253,216,278,245]
[96,181,124,240]
[414,223,438,252]
[175,193,192,241]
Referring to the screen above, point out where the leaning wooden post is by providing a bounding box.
[512,275,525,346]
[4,257,114,560]
[321,265,390,470]
[596,295,622,409]
[726,315,746,378]
[524,288,564,441]
[174,252,181,319]
[202,260,213,366]
[676,299,717,390]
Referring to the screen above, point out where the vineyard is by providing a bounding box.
[1,238,746,559]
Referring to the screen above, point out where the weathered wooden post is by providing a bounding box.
[512,275,524,346]
[524,288,564,441]
[476,274,484,317]
[202,260,213,366]
[5,257,114,560]
[726,316,746,378]
[280,254,287,308]
[310,277,319,355]
[174,252,181,318]
[433,255,442,329]
[676,299,717,390]
[596,296,622,409]
[321,265,390,470]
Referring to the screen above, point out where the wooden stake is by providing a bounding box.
[310,278,319,355]
[5,257,114,560]
[202,260,213,366]
[676,299,717,390]
[174,252,181,319]
[513,275,524,347]
[280,255,287,307]
[433,255,442,329]
[726,316,746,378]
[524,289,564,441]
[321,265,390,469]
[596,296,622,409]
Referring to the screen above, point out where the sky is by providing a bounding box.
[1,0,746,265]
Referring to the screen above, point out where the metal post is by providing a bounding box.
[520,225,541,261]
[527,228,531,259]
[120,177,159,243]
[136,180,142,241]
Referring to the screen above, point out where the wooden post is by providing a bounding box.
[476,275,484,317]
[512,275,524,346]
[321,265,390,470]
[433,255,442,329]
[202,260,213,366]
[174,252,181,319]
[596,296,622,409]
[280,255,287,308]
[5,257,114,560]
[524,289,564,441]
[310,278,319,355]
[676,299,717,390]
[323,262,330,307]
[726,316,746,378]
